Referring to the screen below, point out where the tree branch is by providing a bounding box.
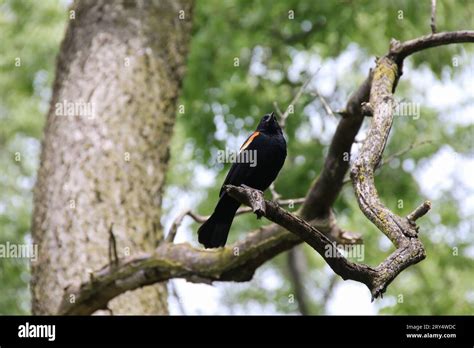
[225,185,431,300]
[165,197,306,243]
[59,215,299,315]
[165,210,207,243]
[350,57,427,295]
[57,30,473,315]
[389,31,474,63]
[344,30,473,297]
[56,185,378,315]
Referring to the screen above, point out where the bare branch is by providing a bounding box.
[376,140,432,170]
[170,281,186,315]
[389,30,474,63]
[58,185,363,315]
[276,69,320,128]
[321,274,338,308]
[165,209,207,243]
[166,197,306,243]
[272,101,284,119]
[226,185,428,300]
[407,200,432,223]
[350,56,430,297]
[59,214,300,315]
[342,139,432,185]
[269,182,282,201]
[236,197,305,215]
[311,90,336,117]
[344,31,473,296]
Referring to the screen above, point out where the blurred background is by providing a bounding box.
[0,0,473,314]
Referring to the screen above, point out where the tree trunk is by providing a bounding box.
[31,0,193,315]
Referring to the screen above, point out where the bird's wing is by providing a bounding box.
[239,131,260,152]
[219,131,262,197]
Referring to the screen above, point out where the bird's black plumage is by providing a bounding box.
[198,112,287,248]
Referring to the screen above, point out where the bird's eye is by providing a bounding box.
[263,115,270,121]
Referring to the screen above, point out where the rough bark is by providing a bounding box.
[31,0,194,315]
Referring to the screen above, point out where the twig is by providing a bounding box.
[269,183,282,201]
[275,69,320,128]
[170,281,186,315]
[430,0,437,34]
[165,209,207,243]
[272,101,284,119]
[376,139,432,170]
[407,200,432,223]
[321,274,338,308]
[342,139,432,185]
[108,224,118,268]
[311,90,336,117]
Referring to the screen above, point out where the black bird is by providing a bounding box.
[198,112,287,248]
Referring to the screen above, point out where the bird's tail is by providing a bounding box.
[198,194,240,248]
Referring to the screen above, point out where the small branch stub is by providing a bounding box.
[407,200,432,223]
[225,184,266,218]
